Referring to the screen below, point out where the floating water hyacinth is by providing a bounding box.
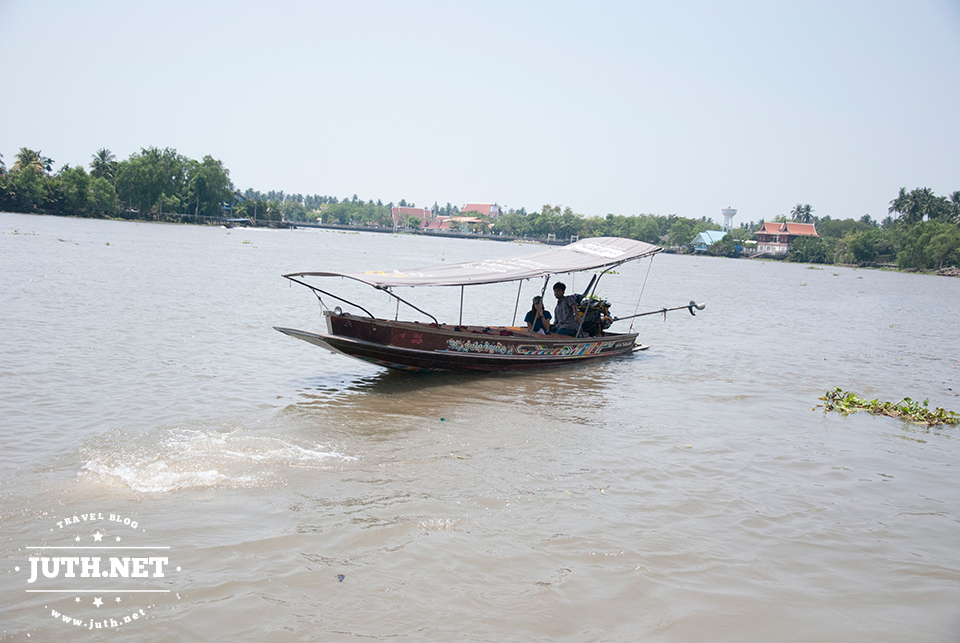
[819,387,959,427]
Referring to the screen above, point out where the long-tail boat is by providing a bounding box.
[275,237,703,372]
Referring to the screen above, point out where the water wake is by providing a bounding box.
[79,423,356,493]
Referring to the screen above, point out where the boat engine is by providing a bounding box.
[576,295,613,337]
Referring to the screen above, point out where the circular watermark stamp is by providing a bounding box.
[15,512,181,632]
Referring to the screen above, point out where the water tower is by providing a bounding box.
[722,208,737,232]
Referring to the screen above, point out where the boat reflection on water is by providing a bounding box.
[285,348,646,437]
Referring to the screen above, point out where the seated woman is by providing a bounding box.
[524,295,552,335]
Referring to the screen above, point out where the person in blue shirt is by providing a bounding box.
[524,295,552,335]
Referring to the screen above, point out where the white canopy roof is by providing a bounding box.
[285,237,662,288]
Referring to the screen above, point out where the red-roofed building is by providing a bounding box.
[424,219,454,231]
[391,206,432,228]
[755,222,819,255]
[461,203,501,218]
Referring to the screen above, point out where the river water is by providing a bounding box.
[1,212,958,642]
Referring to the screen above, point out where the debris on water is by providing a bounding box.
[337,574,345,582]
[440,418,446,422]
[819,387,959,426]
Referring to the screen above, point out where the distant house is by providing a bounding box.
[424,219,454,231]
[692,230,727,252]
[435,216,492,233]
[391,206,432,227]
[755,222,819,255]
[461,203,501,218]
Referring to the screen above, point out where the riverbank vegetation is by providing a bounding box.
[1,146,957,272]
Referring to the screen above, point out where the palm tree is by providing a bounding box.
[90,148,117,181]
[889,187,941,225]
[790,203,813,223]
[12,148,53,175]
[913,187,936,221]
[949,191,960,224]
[889,187,912,221]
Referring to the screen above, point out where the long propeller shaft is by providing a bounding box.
[612,301,706,322]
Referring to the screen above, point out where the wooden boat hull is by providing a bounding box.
[275,312,641,372]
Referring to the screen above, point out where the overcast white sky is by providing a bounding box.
[2,0,958,224]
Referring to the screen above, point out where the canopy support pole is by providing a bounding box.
[535,276,552,330]
[377,287,440,326]
[283,276,375,318]
[512,281,523,326]
[539,276,551,300]
[540,275,550,299]
[459,286,464,326]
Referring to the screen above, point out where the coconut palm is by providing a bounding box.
[90,148,117,181]
[790,203,813,223]
[912,187,937,220]
[889,188,913,222]
[889,187,944,225]
[12,148,53,175]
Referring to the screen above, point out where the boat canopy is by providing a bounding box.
[285,237,662,288]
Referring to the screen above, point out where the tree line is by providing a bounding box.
[487,204,726,247]
[1,147,957,270]
[0,147,238,221]
[781,190,960,270]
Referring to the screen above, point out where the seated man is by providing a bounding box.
[549,282,580,337]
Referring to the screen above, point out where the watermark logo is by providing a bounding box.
[16,512,180,632]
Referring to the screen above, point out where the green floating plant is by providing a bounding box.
[819,387,959,427]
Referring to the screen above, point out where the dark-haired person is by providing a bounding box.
[550,282,579,337]
[524,295,552,335]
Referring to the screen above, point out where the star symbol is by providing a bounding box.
[93,532,103,542]
[115,536,121,542]
[75,597,81,603]
[115,597,122,603]
[93,597,103,608]
[75,535,81,542]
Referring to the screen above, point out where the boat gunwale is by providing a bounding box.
[273,325,640,371]
[322,311,639,344]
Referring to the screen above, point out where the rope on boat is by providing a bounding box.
[313,289,327,320]
[629,255,656,333]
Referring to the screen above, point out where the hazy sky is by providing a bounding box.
[2,0,958,224]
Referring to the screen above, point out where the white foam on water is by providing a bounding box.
[82,459,230,493]
[79,425,357,493]
[417,518,462,532]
